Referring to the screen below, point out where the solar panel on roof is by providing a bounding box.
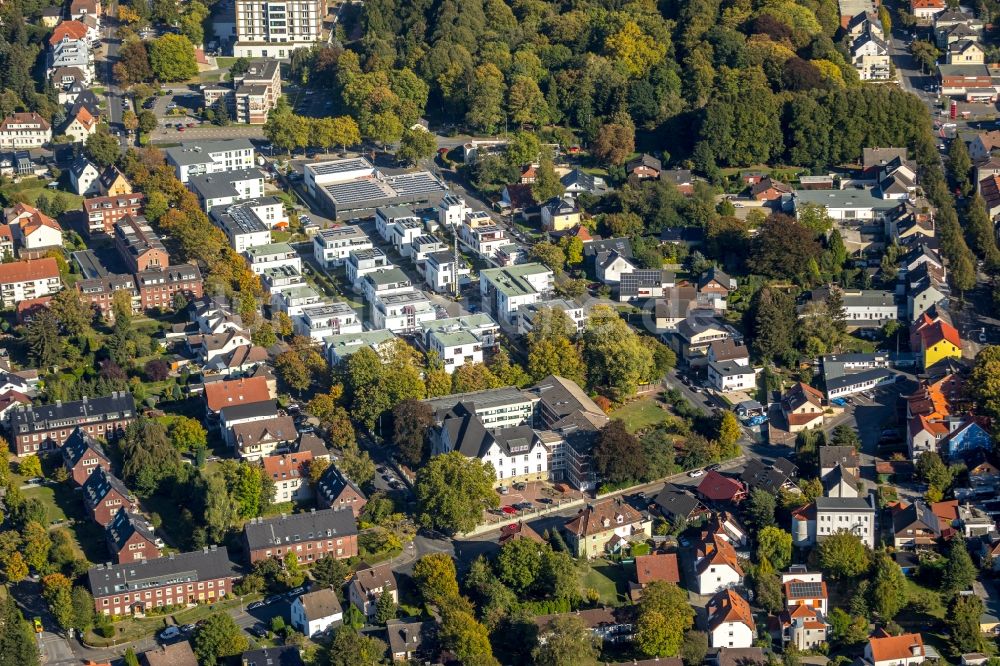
[788,581,823,598]
[308,158,373,176]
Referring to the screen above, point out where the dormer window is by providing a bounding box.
[616,515,624,524]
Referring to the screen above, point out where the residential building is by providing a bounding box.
[99,166,131,197]
[425,386,539,431]
[694,534,744,595]
[263,452,313,503]
[626,154,662,180]
[271,285,323,317]
[231,415,296,460]
[780,382,825,433]
[294,301,363,340]
[290,587,342,637]
[653,484,708,524]
[517,299,587,335]
[906,373,961,460]
[210,203,273,252]
[370,291,436,334]
[219,397,280,435]
[165,139,256,183]
[852,25,891,80]
[791,495,877,549]
[11,391,134,455]
[76,273,138,320]
[141,642,199,666]
[385,619,436,664]
[346,248,393,291]
[424,250,470,293]
[561,169,607,197]
[244,242,301,275]
[201,59,281,124]
[629,552,680,601]
[0,257,61,309]
[242,508,358,564]
[480,263,554,327]
[0,113,52,150]
[135,264,203,312]
[106,508,161,563]
[69,157,101,196]
[804,286,897,328]
[823,464,861,498]
[47,21,93,85]
[562,498,652,559]
[421,314,500,374]
[204,376,272,414]
[348,564,398,620]
[707,361,757,393]
[313,225,372,268]
[188,169,266,211]
[618,270,675,303]
[947,39,985,64]
[911,0,946,19]
[61,427,111,486]
[595,250,637,285]
[233,0,325,59]
[115,215,168,273]
[540,197,580,232]
[325,329,398,366]
[740,458,798,495]
[241,646,303,666]
[83,467,137,526]
[188,329,254,366]
[261,265,305,295]
[707,589,755,649]
[315,463,367,516]
[912,314,962,370]
[534,608,634,646]
[83,193,145,235]
[864,631,928,666]
[5,202,62,258]
[63,105,98,142]
[791,188,903,223]
[88,545,238,616]
[674,316,734,367]
[939,63,992,96]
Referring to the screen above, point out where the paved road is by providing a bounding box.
[98,22,131,152]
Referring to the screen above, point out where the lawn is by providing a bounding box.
[84,595,256,647]
[610,397,672,433]
[215,57,239,70]
[21,485,69,524]
[20,483,106,562]
[579,560,629,606]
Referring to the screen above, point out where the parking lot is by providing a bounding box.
[480,481,585,526]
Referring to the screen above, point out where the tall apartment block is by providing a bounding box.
[233,0,325,59]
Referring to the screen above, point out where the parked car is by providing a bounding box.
[247,600,266,610]
[980,331,988,343]
[286,586,307,598]
[498,485,509,495]
[706,463,722,472]
[501,506,517,515]
[159,626,181,640]
[263,595,283,605]
[248,624,268,638]
[389,480,403,489]
[687,469,705,478]
[180,624,196,633]
[177,126,185,132]
[297,425,314,434]
[514,502,533,510]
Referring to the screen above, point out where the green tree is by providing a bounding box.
[532,158,563,201]
[592,420,646,484]
[166,416,207,452]
[329,626,388,665]
[747,488,776,531]
[84,127,121,167]
[749,214,822,281]
[527,308,584,385]
[137,109,157,133]
[971,346,1000,424]
[533,614,600,666]
[50,289,91,338]
[374,589,396,625]
[583,305,655,398]
[413,553,461,608]
[466,64,506,133]
[716,412,741,458]
[592,119,635,165]
[496,537,545,594]
[680,631,709,666]
[18,455,42,479]
[748,287,797,362]
[391,399,434,466]
[964,194,1000,264]
[4,551,28,583]
[756,526,792,570]
[312,555,350,590]
[529,241,566,274]
[275,350,311,395]
[124,648,140,666]
[42,574,74,631]
[25,309,63,368]
[415,452,499,534]
[149,34,199,81]
[507,75,548,126]
[23,521,51,572]
[0,593,39,666]
[948,592,985,653]
[368,112,404,149]
[948,135,972,195]
[71,586,95,633]
[817,531,871,579]
[193,614,249,666]
[635,581,695,656]
[397,128,436,165]
[869,551,907,620]
[942,538,977,594]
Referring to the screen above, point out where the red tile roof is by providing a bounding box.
[0,112,51,131]
[868,632,925,663]
[203,376,271,412]
[635,552,680,585]
[697,470,745,502]
[0,258,59,283]
[707,589,755,632]
[920,319,961,349]
[50,20,88,45]
[262,451,312,481]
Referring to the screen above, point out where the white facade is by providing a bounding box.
[696,560,742,596]
[271,285,323,317]
[244,243,302,275]
[0,262,62,308]
[70,160,101,196]
[709,621,754,650]
[234,0,324,59]
[793,496,877,549]
[228,226,271,253]
[371,291,436,333]
[346,249,393,292]
[361,269,413,304]
[422,314,500,374]
[290,591,342,638]
[424,251,469,293]
[597,253,636,285]
[480,264,554,327]
[437,194,469,227]
[293,302,363,341]
[517,299,588,335]
[707,361,757,393]
[313,226,372,268]
[165,140,256,183]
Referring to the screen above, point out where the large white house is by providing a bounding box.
[792,495,877,549]
[290,587,342,637]
[0,258,62,308]
[480,263,554,327]
[244,243,301,275]
[694,535,744,595]
[371,291,436,334]
[165,139,256,183]
[0,113,52,150]
[313,225,372,268]
[421,314,500,374]
[707,589,755,649]
[293,301,363,341]
[234,0,324,59]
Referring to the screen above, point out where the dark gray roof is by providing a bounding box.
[739,458,796,493]
[386,619,436,659]
[83,467,133,510]
[620,270,674,295]
[441,403,493,458]
[627,153,662,173]
[220,401,278,422]
[654,483,703,519]
[106,508,158,553]
[243,508,357,552]
[189,168,263,200]
[316,463,366,503]
[825,367,894,392]
[822,464,860,494]
[241,646,303,666]
[583,237,632,260]
[819,445,859,469]
[87,546,239,597]
[11,392,135,435]
[61,427,109,468]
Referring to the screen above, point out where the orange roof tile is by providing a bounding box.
[707,589,755,632]
[203,376,271,413]
[262,451,312,481]
[869,632,925,662]
[0,258,59,283]
[697,534,744,577]
[920,319,961,349]
[50,20,88,45]
[635,553,680,585]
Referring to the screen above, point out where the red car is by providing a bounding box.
[501,506,517,515]
[177,126,185,132]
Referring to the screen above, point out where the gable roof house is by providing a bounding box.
[697,471,748,505]
[348,563,398,620]
[653,483,708,523]
[626,153,662,180]
[290,587,342,637]
[315,463,367,517]
[61,427,111,486]
[629,552,680,601]
[229,415,296,460]
[694,534,744,595]
[819,445,860,477]
[63,105,98,143]
[242,507,358,564]
[69,156,101,196]
[864,631,929,666]
[563,497,652,560]
[105,507,161,563]
[707,589,756,649]
[82,466,137,527]
[780,382,826,433]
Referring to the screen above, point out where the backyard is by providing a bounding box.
[578,559,630,606]
[610,396,673,433]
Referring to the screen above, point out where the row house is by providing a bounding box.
[135,264,204,311]
[61,427,111,486]
[83,466,137,526]
[0,257,61,308]
[313,225,372,268]
[83,193,145,236]
[11,391,135,455]
[106,507,162,563]
[0,113,52,150]
[242,508,358,564]
[115,215,169,273]
[88,545,239,616]
[76,273,139,321]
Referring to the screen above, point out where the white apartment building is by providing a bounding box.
[313,225,372,268]
[293,301,363,341]
[375,206,419,243]
[188,168,266,211]
[165,139,256,183]
[271,284,323,317]
[233,0,324,59]
[421,314,500,373]
[0,258,62,307]
[243,242,301,275]
[210,204,272,252]
[371,291,436,333]
[517,299,588,335]
[424,250,470,293]
[361,268,412,304]
[437,194,469,228]
[0,113,52,150]
[792,495,877,549]
[460,224,509,260]
[346,248,393,291]
[707,361,757,394]
[480,263,554,327]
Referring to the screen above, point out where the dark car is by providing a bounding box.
[248,624,268,638]
[263,595,283,606]
[297,425,315,434]
[247,600,266,610]
[706,463,722,472]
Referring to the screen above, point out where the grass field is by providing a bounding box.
[21,485,69,524]
[579,560,629,606]
[0,178,84,209]
[215,57,238,70]
[610,397,672,433]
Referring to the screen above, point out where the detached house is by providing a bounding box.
[262,451,313,503]
[864,631,928,666]
[0,113,52,149]
[562,498,652,559]
[290,587,342,637]
[69,157,101,196]
[911,313,962,370]
[5,202,63,258]
[780,382,825,433]
[82,467,137,527]
[707,589,755,649]
[348,563,398,621]
[694,534,744,595]
[63,105,98,143]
